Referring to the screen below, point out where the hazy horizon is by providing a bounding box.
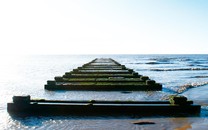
[0,0,207,55]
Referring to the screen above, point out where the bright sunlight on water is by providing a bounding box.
[0,55,208,129]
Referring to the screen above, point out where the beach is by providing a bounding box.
[1,54,208,129]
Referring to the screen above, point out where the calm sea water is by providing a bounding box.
[0,54,208,129]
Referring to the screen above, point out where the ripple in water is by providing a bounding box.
[177,81,208,94]
[150,68,208,71]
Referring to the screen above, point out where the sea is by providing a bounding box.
[0,54,208,130]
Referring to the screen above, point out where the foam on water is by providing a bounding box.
[1,54,208,129]
[150,68,208,71]
[177,81,208,93]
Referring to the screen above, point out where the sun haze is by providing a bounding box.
[0,0,207,55]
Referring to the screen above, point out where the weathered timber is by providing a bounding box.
[45,58,162,91]
[45,83,162,91]
[71,70,131,74]
[80,67,125,70]
[7,58,201,116]
[82,65,123,68]
[64,74,137,78]
[7,95,201,116]
[55,77,144,82]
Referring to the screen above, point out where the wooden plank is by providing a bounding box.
[63,73,138,78]
[30,99,193,104]
[45,83,162,91]
[78,70,129,73]
[7,58,201,116]
[89,63,117,66]
[45,58,161,91]
[58,77,143,82]
[82,67,124,70]
[7,96,200,116]
[8,103,201,116]
[83,65,121,67]
[71,70,131,74]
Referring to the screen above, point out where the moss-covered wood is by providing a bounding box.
[56,77,144,82]
[70,70,131,74]
[45,84,162,91]
[8,95,201,116]
[8,58,201,116]
[63,73,140,78]
[45,58,162,91]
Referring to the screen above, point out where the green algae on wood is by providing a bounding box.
[45,58,162,91]
[8,95,201,116]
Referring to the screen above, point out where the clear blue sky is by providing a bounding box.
[0,0,207,54]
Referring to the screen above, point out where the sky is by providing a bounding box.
[0,0,207,54]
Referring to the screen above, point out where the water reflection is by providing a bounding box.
[1,55,208,129]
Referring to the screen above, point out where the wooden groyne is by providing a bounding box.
[7,58,201,116]
[7,95,201,116]
[45,58,162,91]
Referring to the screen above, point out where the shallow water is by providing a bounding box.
[0,54,208,129]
